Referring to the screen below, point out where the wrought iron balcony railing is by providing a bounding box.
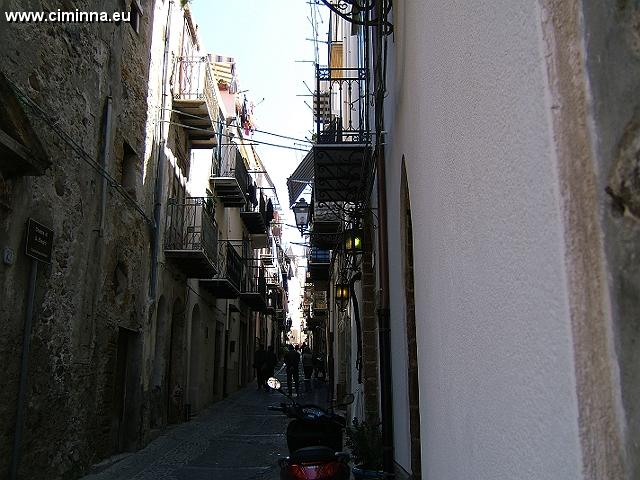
[308,247,331,264]
[240,258,267,311]
[314,66,369,144]
[164,197,218,278]
[218,241,244,290]
[172,56,220,149]
[307,247,331,282]
[311,65,374,204]
[211,145,249,207]
[310,199,342,248]
[199,240,244,298]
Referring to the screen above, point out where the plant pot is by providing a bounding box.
[352,466,386,479]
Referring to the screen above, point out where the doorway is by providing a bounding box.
[112,327,140,452]
[213,322,223,396]
[188,304,201,412]
[167,297,185,424]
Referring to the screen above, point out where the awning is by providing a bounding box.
[287,149,314,206]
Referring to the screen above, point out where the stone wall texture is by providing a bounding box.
[0,0,155,478]
[581,1,640,478]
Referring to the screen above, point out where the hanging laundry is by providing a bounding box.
[266,198,274,225]
[240,96,248,129]
[248,181,257,211]
[288,264,294,280]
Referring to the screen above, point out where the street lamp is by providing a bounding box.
[292,198,310,236]
[335,282,350,311]
[344,228,363,254]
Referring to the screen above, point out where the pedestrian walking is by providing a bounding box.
[302,346,314,392]
[284,344,300,396]
[253,344,267,390]
[313,351,326,386]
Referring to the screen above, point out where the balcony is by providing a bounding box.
[164,197,218,278]
[211,147,248,207]
[240,204,267,235]
[310,199,342,248]
[240,186,271,236]
[265,285,280,314]
[173,56,218,150]
[307,247,330,281]
[312,66,373,204]
[200,241,243,298]
[266,271,280,286]
[240,259,267,311]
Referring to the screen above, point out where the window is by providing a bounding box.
[130,0,142,34]
[121,141,140,199]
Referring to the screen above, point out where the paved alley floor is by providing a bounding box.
[80,372,329,480]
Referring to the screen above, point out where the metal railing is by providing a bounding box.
[212,145,249,193]
[164,197,217,263]
[174,55,221,123]
[315,66,369,144]
[266,271,280,285]
[214,240,243,291]
[243,258,267,299]
[308,247,331,264]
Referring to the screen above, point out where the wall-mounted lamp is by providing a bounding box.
[344,228,363,254]
[335,283,350,311]
[292,198,310,236]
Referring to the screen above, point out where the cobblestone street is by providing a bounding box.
[82,371,328,480]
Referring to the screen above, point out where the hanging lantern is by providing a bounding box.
[335,282,350,311]
[344,228,363,254]
[292,198,310,236]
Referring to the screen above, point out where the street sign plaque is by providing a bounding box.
[25,218,53,263]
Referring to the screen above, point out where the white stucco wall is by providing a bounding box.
[384,1,584,478]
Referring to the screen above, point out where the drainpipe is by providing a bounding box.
[98,96,113,237]
[376,142,394,476]
[373,0,394,475]
[150,0,173,300]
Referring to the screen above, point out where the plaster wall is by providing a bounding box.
[384,1,584,478]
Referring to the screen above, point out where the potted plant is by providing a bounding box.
[344,417,385,479]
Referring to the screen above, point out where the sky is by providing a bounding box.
[189,0,328,334]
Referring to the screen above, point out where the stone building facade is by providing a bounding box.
[0,0,155,478]
[0,1,288,479]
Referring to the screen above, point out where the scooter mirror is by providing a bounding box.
[267,377,281,390]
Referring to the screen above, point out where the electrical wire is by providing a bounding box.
[158,106,312,144]
[161,120,310,152]
[7,77,154,226]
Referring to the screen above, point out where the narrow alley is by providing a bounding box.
[2,0,640,479]
[81,369,329,480]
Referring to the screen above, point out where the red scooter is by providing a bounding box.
[267,377,353,480]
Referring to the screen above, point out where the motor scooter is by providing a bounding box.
[267,377,353,480]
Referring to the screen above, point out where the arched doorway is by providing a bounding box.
[167,297,185,424]
[401,160,422,479]
[189,304,202,412]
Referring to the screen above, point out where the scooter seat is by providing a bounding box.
[289,446,337,463]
